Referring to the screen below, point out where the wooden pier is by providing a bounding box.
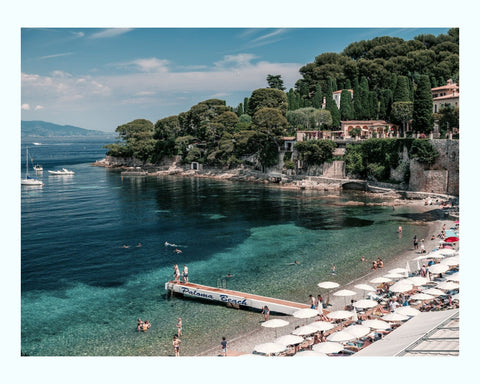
[165,281,309,315]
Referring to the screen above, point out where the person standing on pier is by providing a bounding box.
[173,264,180,282]
[182,265,189,283]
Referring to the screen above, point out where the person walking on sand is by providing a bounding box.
[173,335,181,357]
[413,235,418,250]
[309,294,316,309]
[176,317,182,337]
[262,305,270,321]
[220,337,227,356]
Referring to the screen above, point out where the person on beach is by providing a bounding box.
[182,265,189,283]
[372,261,377,270]
[173,335,181,357]
[377,258,384,268]
[309,295,316,309]
[262,306,270,321]
[176,318,182,337]
[220,337,227,356]
[316,294,324,310]
[413,235,418,250]
[420,239,426,253]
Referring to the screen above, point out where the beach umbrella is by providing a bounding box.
[395,306,420,316]
[310,321,334,332]
[389,281,413,293]
[275,334,304,347]
[370,277,392,285]
[436,281,459,290]
[326,329,357,342]
[291,325,318,336]
[333,289,357,297]
[428,263,449,274]
[261,319,290,337]
[422,288,445,296]
[253,342,287,355]
[444,236,459,243]
[440,248,457,256]
[344,325,370,338]
[294,350,327,357]
[407,276,430,286]
[313,341,344,354]
[362,319,391,330]
[354,284,376,298]
[326,310,354,320]
[410,293,434,301]
[383,273,404,280]
[382,312,409,322]
[353,299,378,309]
[292,308,319,319]
[447,272,460,282]
[317,281,340,289]
[389,267,408,275]
[441,256,459,266]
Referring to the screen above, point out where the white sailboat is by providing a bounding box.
[21,147,44,186]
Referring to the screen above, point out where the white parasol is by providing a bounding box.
[422,287,445,296]
[261,319,289,328]
[439,248,457,256]
[362,319,391,330]
[447,272,460,282]
[292,308,319,319]
[353,299,378,309]
[389,281,413,293]
[407,276,430,286]
[275,334,304,346]
[326,310,354,320]
[428,263,449,274]
[333,289,357,297]
[344,325,370,338]
[294,350,327,357]
[382,312,409,322]
[326,329,357,342]
[261,318,290,337]
[441,256,459,267]
[410,293,434,301]
[370,277,392,284]
[309,321,334,332]
[354,283,376,298]
[388,267,408,275]
[383,273,405,279]
[291,325,318,336]
[436,281,459,290]
[253,342,287,355]
[317,281,340,289]
[312,342,344,354]
[395,306,420,316]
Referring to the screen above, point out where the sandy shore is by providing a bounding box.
[196,214,456,357]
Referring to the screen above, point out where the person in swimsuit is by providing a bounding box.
[182,265,189,283]
[261,306,270,321]
[173,335,181,357]
[176,318,182,337]
[221,337,227,356]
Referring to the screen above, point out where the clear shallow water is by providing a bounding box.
[21,138,433,356]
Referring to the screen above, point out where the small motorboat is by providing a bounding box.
[33,164,43,172]
[48,168,75,175]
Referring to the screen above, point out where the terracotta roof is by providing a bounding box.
[433,94,459,101]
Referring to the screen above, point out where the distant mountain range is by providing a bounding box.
[22,120,114,137]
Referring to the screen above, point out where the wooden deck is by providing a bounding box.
[165,281,309,315]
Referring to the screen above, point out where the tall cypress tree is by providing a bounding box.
[359,76,370,119]
[352,78,361,119]
[324,77,340,128]
[412,75,433,133]
[340,89,354,120]
[393,76,410,102]
[312,83,322,108]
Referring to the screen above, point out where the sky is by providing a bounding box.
[21,27,452,133]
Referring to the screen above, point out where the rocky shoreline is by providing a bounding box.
[93,157,459,210]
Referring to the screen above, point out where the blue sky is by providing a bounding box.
[21,27,451,132]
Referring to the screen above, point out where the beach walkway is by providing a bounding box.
[165,281,310,315]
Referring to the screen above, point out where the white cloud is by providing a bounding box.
[89,28,133,39]
[124,58,170,73]
[39,52,73,60]
[214,54,257,68]
[34,105,44,110]
[21,104,30,110]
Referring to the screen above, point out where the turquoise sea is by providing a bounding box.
[20,138,435,356]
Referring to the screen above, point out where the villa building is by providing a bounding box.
[340,120,398,139]
[332,89,353,109]
[432,79,459,113]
